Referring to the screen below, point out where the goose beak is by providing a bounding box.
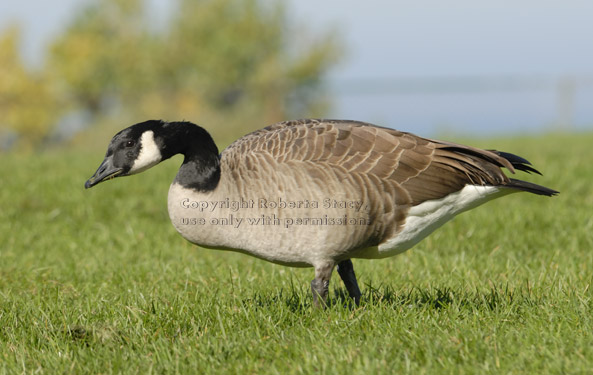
[85,157,123,189]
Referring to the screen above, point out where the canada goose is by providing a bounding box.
[85,119,558,306]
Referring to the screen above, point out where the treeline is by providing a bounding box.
[0,0,340,150]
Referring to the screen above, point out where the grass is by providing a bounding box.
[1,131,592,374]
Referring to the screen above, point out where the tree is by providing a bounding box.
[0,27,60,150]
[0,0,340,150]
[48,0,341,143]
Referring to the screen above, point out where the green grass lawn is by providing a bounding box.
[1,132,592,374]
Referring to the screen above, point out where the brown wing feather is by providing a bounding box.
[223,119,519,206]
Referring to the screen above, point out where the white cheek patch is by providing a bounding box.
[129,130,162,174]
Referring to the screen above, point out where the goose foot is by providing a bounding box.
[337,259,362,305]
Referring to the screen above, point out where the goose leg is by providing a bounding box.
[311,262,335,308]
[337,259,362,305]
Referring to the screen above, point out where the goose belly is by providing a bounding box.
[168,181,510,265]
[167,182,379,266]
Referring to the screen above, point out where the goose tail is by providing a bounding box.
[506,178,559,196]
[488,150,559,196]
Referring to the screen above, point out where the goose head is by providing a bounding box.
[85,120,220,190]
[85,120,165,188]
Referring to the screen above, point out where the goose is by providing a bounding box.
[85,119,558,306]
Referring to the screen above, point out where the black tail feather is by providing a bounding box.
[489,150,542,175]
[487,150,558,196]
[507,178,559,196]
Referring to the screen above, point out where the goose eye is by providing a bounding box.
[125,140,135,147]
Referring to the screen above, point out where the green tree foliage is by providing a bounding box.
[153,0,342,136]
[0,0,339,148]
[48,0,151,115]
[0,0,340,150]
[0,27,60,150]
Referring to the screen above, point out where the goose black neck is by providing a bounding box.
[161,121,221,192]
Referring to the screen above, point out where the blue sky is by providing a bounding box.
[292,0,593,78]
[2,0,593,135]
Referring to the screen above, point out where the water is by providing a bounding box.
[324,78,593,137]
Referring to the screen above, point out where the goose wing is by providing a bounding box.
[223,119,523,206]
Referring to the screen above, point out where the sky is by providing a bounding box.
[2,0,593,136]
